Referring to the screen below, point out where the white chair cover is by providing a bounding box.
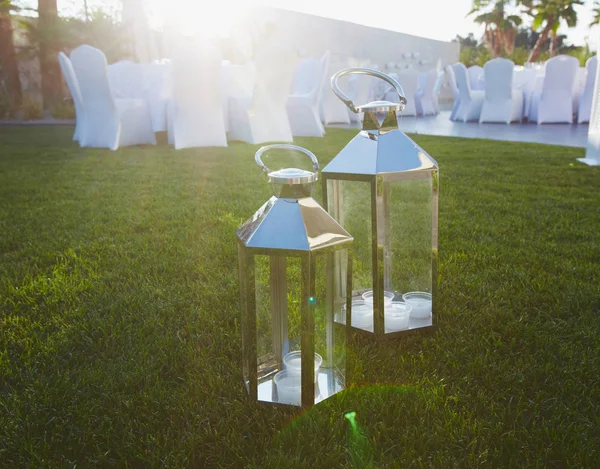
[479,58,523,124]
[528,55,579,124]
[414,69,437,116]
[286,56,326,137]
[143,63,171,132]
[228,42,297,144]
[168,39,227,148]
[578,56,597,123]
[445,64,460,120]
[107,60,144,99]
[432,70,444,114]
[221,62,256,133]
[453,63,484,122]
[346,60,372,123]
[468,65,485,90]
[70,45,156,150]
[57,52,84,141]
[385,71,419,116]
[320,53,351,124]
[572,66,587,116]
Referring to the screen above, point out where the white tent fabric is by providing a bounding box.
[320,54,351,124]
[168,38,227,148]
[479,58,523,124]
[286,56,326,137]
[414,69,437,116]
[578,56,597,124]
[453,62,484,122]
[228,42,297,144]
[70,45,156,150]
[386,71,419,116]
[121,0,158,63]
[445,64,460,120]
[528,55,579,124]
[57,52,84,141]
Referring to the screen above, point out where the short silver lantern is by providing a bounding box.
[322,68,439,339]
[237,144,353,407]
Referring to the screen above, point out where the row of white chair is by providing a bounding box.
[446,56,597,124]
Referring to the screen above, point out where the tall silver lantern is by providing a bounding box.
[322,68,439,339]
[237,144,353,407]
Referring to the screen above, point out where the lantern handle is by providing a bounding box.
[330,67,407,113]
[255,144,319,176]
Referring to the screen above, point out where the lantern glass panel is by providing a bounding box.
[245,251,348,406]
[383,173,434,331]
[328,179,374,332]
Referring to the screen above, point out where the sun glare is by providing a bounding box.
[146,0,256,38]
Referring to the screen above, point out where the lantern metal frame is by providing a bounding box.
[237,145,354,407]
[321,68,439,339]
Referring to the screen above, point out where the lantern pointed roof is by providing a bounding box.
[237,196,353,253]
[322,129,438,177]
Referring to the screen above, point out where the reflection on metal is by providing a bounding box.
[330,68,407,114]
[237,144,353,407]
[323,69,439,339]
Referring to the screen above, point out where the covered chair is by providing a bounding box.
[453,62,484,122]
[57,52,84,141]
[70,45,155,150]
[479,58,523,124]
[168,38,227,148]
[446,64,460,120]
[286,56,326,137]
[467,65,484,90]
[320,53,351,124]
[578,55,597,124]
[385,70,419,116]
[432,70,444,114]
[528,55,579,124]
[414,69,437,116]
[228,42,297,144]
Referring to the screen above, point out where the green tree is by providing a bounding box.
[590,0,600,26]
[521,0,582,62]
[0,0,22,115]
[468,0,523,56]
[37,0,61,109]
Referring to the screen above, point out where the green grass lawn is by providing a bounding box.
[1,126,599,468]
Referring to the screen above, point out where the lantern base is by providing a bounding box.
[252,367,345,407]
[334,290,436,338]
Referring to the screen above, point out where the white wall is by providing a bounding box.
[244,7,459,100]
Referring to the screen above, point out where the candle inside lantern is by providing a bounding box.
[402,292,432,318]
[362,290,395,307]
[274,370,302,406]
[283,351,322,383]
[385,301,411,332]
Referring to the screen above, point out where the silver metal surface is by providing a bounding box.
[322,82,439,339]
[255,144,319,185]
[238,143,354,407]
[237,196,353,253]
[330,68,407,114]
[270,256,288,370]
[322,130,438,177]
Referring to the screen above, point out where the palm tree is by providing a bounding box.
[0,0,22,113]
[522,0,582,62]
[590,0,600,27]
[469,0,523,57]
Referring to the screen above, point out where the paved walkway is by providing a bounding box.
[332,111,589,148]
